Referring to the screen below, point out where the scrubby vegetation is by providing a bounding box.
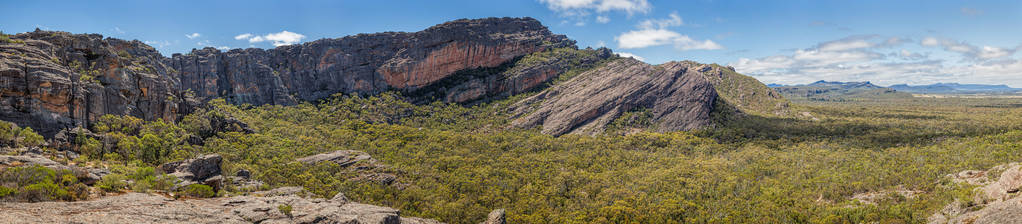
[0,165,89,202]
[0,122,45,148]
[3,89,1022,223]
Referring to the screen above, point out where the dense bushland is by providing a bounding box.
[4,92,1022,223]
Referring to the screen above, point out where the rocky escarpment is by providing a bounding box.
[170,17,573,106]
[510,58,719,136]
[0,17,572,137]
[0,187,443,224]
[0,30,194,137]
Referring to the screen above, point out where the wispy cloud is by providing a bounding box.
[540,0,651,15]
[615,12,722,51]
[921,37,1017,60]
[234,33,253,40]
[185,33,201,39]
[113,27,125,34]
[235,31,306,47]
[539,0,650,26]
[144,40,172,48]
[960,7,983,16]
[731,35,1022,86]
[197,40,230,51]
[637,12,682,29]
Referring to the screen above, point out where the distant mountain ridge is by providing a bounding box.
[888,83,1022,94]
[772,80,909,101]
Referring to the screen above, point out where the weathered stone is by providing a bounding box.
[481,209,506,224]
[0,188,444,224]
[930,163,1022,224]
[296,150,374,167]
[510,58,718,136]
[0,152,107,185]
[0,31,195,137]
[158,154,223,190]
[236,169,251,179]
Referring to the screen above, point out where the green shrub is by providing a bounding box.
[96,173,127,192]
[0,186,16,198]
[180,184,215,198]
[17,127,44,147]
[278,204,293,217]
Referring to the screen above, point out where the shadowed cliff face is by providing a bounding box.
[0,17,571,136]
[171,17,573,106]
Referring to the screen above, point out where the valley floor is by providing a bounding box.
[5,94,1022,223]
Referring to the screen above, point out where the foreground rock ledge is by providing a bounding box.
[0,189,442,224]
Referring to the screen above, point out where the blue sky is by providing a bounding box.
[2,0,1021,86]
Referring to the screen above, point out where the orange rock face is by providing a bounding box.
[378,41,542,89]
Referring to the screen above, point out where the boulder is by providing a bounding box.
[297,150,375,168]
[158,154,223,191]
[481,209,506,224]
[0,153,107,185]
[930,163,1022,224]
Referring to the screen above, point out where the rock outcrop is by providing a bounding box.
[930,163,1022,224]
[297,150,397,185]
[1,30,194,137]
[510,58,718,136]
[1,17,572,137]
[158,154,224,191]
[0,150,108,185]
[0,187,443,224]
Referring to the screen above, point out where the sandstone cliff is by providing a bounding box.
[0,17,572,137]
[170,17,573,105]
[0,30,194,137]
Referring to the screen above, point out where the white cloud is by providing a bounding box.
[730,35,1022,87]
[637,12,682,29]
[234,33,253,40]
[144,40,172,48]
[113,27,125,34]
[616,52,645,61]
[615,29,722,50]
[921,37,1018,60]
[197,40,230,51]
[540,0,649,26]
[185,33,201,39]
[814,35,906,52]
[540,0,651,15]
[614,12,720,51]
[596,40,606,47]
[237,31,306,47]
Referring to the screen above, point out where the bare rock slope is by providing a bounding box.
[510,58,718,136]
[0,188,441,224]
